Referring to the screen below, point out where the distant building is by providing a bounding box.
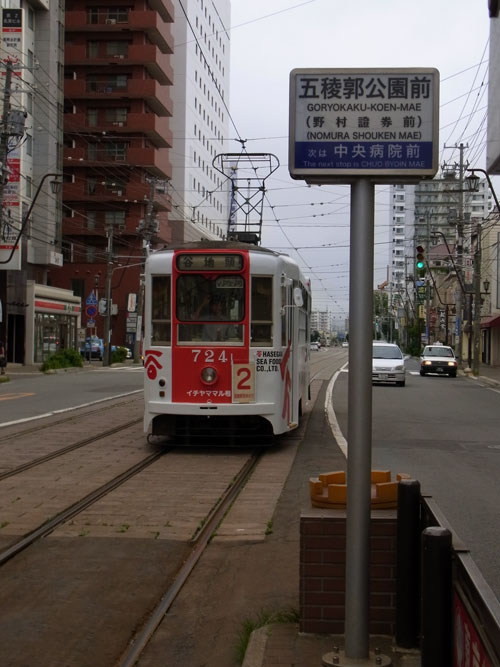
[46,0,176,358]
[311,310,330,335]
[168,0,231,244]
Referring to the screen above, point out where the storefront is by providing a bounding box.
[25,282,81,364]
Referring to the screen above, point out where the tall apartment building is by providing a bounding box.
[311,309,330,334]
[0,2,65,365]
[389,184,415,292]
[49,0,174,352]
[168,0,231,244]
[389,173,491,347]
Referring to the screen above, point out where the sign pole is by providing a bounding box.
[288,67,439,664]
[345,178,375,659]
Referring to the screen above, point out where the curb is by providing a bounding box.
[241,627,269,667]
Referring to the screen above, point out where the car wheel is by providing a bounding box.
[419,370,425,376]
[449,372,457,378]
[397,380,405,386]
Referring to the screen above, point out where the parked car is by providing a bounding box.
[310,342,319,351]
[80,336,104,360]
[342,341,349,348]
[372,341,406,386]
[420,344,457,377]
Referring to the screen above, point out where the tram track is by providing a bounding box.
[118,449,262,667]
[0,396,141,441]
[0,449,166,567]
[0,417,143,481]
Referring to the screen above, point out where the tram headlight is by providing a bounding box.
[201,366,217,384]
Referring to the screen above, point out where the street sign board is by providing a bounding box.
[86,291,98,306]
[289,67,439,184]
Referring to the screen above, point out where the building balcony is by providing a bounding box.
[65,44,173,86]
[64,112,172,148]
[65,9,173,54]
[63,181,150,204]
[63,181,172,212]
[64,78,172,117]
[63,146,171,180]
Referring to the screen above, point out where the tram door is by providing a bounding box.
[281,280,297,427]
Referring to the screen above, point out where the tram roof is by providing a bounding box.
[152,241,281,256]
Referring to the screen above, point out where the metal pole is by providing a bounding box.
[345,178,374,659]
[396,479,421,648]
[421,527,452,667]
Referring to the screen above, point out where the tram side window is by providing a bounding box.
[251,276,272,346]
[151,276,171,344]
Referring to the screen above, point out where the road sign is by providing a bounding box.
[289,67,439,184]
[85,304,97,319]
[86,291,98,306]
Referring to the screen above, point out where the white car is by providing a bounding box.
[420,344,457,377]
[372,342,406,386]
[310,342,319,351]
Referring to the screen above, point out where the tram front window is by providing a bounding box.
[176,275,244,344]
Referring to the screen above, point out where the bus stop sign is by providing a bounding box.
[289,67,439,184]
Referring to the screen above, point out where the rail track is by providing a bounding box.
[0,349,346,666]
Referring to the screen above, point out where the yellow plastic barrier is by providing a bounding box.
[309,470,410,509]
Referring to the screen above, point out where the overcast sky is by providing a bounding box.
[227,0,492,323]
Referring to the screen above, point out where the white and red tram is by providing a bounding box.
[143,241,311,441]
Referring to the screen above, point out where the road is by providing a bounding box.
[0,365,144,426]
[332,355,500,601]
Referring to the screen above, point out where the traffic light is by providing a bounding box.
[416,245,425,271]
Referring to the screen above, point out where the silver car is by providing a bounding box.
[372,342,406,386]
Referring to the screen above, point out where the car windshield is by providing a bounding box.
[372,345,402,359]
[423,347,454,357]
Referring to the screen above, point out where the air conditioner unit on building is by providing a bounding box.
[105,18,117,24]
[111,190,123,196]
[112,121,124,126]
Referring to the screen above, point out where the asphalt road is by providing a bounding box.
[332,356,500,601]
[0,365,144,426]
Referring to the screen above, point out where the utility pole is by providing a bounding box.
[472,221,482,376]
[456,144,466,365]
[102,222,114,367]
[0,61,13,346]
[134,178,159,363]
[425,211,432,344]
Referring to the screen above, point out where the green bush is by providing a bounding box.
[111,346,128,363]
[40,348,84,372]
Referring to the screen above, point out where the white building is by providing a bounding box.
[0,1,64,364]
[168,0,231,244]
[311,309,330,334]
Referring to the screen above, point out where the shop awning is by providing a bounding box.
[481,313,500,328]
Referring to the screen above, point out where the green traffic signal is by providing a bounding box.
[416,245,425,270]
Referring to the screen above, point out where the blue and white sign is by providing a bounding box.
[289,68,439,184]
[86,291,98,306]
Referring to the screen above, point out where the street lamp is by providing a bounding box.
[466,168,500,216]
[0,172,62,266]
[0,172,62,347]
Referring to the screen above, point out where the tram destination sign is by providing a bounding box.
[289,67,439,184]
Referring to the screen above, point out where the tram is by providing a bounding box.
[143,240,311,441]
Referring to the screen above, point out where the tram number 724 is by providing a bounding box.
[191,348,229,363]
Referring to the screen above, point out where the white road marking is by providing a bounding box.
[325,363,348,458]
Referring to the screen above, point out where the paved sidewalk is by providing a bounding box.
[2,359,138,376]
